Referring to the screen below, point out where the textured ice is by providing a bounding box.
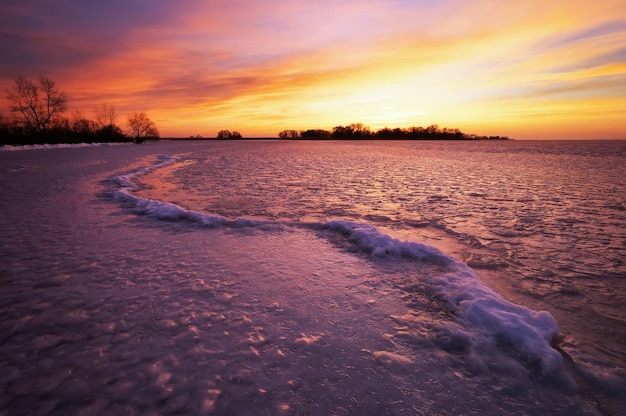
[109,152,578,385]
[1,140,623,415]
[320,220,572,384]
[113,161,573,384]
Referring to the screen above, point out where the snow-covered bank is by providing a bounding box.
[0,142,132,151]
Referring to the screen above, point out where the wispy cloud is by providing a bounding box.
[1,0,625,138]
[541,21,626,49]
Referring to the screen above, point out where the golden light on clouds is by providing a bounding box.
[1,0,625,138]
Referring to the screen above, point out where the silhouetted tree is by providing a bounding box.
[331,125,349,138]
[0,113,23,145]
[95,124,127,142]
[127,112,159,143]
[71,111,95,137]
[94,103,117,128]
[349,123,371,138]
[217,130,243,139]
[278,129,300,139]
[6,75,67,136]
[217,130,232,139]
[295,123,509,141]
[374,127,393,139]
[298,129,330,139]
[330,123,371,139]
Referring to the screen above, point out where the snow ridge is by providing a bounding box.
[109,155,573,384]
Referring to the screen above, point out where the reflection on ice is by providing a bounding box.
[1,141,623,415]
[116,157,573,386]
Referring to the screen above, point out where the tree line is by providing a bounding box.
[279,123,509,140]
[1,75,159,145]
[213,124,509,141]
[3,75,509,145]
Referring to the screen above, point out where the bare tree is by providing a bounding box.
[217,130,232,139]
[6,75,67,134]
[278,129,300,139]
[94,103,117,128]
[71,111,95,136]
[217,130,242,139]
[127,112,159,143]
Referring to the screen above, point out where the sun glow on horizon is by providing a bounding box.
[1,0,625,139]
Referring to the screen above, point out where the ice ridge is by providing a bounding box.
[109,155,573,384]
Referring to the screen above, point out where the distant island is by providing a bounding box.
[204,123,510,141]
[276,123,509,140]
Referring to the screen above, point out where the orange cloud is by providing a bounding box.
[1,0,625,138]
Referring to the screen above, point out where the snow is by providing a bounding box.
[0,142,131,151]
[317,219,574,386]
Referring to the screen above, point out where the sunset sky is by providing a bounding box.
[1,0,625,139]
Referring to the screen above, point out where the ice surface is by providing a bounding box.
[111,156,574,386]
[146,139,625,398]
[320,220,572,384]
[1,141,622,415]
[112,155,245,227]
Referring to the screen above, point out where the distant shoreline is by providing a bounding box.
[176,136,512,141]
[1,137,511,148]
[7,138,626,150]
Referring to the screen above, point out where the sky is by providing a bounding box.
[1,0,625,139]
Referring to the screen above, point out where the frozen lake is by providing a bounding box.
[1,140,624,415]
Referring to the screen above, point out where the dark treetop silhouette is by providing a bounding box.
[2,75,158,145]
